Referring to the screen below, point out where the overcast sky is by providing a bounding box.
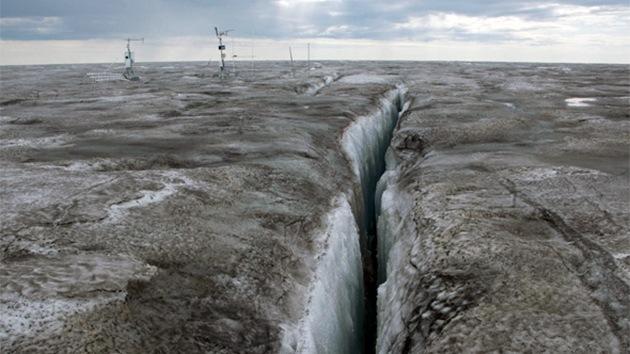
[1,0,629,64]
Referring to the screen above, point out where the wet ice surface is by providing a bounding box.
[1,61,629,353]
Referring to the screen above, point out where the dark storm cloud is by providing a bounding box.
[0,0,628,41]
[0,0,273,39]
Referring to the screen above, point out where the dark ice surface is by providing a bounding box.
[1,61,628,353]
[376,62,629,353]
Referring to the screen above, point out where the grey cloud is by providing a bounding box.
[0,0,628,42]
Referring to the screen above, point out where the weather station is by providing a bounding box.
[123,38,144,81]
[214,27,233,78]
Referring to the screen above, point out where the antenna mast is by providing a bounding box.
[123,38,144,81]
[214,27,233,78]
[289,46,295,77]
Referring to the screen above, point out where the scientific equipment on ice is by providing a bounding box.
[86,38,144,83]
[86,68,124,82]
[289,46,295,77]
[123,38,144,81]
[214,27,233,78]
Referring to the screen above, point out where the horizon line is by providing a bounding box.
[2,58,629,67]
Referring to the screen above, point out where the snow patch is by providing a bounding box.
[106,171,198,222]
[566,97,597,107]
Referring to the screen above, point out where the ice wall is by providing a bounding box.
[373,95,418,354]
[374,174,417,353]
[282,85,407,353]
[374,164,414,284]
[343,86,407,239]
[281,196,364,353]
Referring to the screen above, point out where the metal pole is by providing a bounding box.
[289,46,294,77]
[215,27,226,78]
[219,37,225,75]
[123,38,143,81]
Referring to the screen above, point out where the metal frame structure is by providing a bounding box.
[214,27,233,78]
[123,38,144,81]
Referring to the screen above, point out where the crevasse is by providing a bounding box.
[343,85,407,239]
[281,85,407,353]
[373,119,417,354]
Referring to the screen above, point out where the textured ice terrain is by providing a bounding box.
[376,63,629,353]
[0,61,404,352]
[1,61,628,353]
